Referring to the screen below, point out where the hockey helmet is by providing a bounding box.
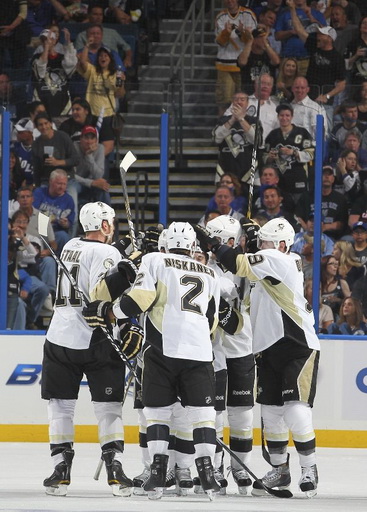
[158,228,168,252]
[206,215,241,246]
[257,218,295,252]
[166,222,196,253]
[79,202,115,232]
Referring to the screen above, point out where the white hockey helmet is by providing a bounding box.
[158,228,168,252]
[206,215,241,246]
[166,222,196,253]
[257,218,295,252]
[79,202,115,232]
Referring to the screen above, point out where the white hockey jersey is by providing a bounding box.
[235,249,320,354]
[46,237,121,350]
[120,252,221,362]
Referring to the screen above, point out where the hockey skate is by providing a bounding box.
[229,467,252,495]
[133,466,150,495]
[299,464,318,498]
[102,448,133,497]
[195,456,221,501]
[252,455,291,497]
[43,448,74,496]
[175,465,193,496]
[143,453,169,500]
[163,467,176,495]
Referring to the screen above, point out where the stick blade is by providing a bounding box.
[264,486,293,498]
[38,212,50,237]
[120,151,137,173]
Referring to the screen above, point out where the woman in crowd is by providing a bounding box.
[207,173,246,214]
[335,149,363,204]
[31,26,77,117]
[321,255,351,320]
[332,240,365,289]
[276,57,298,102]
[9,150,26,201]
[328,297,367,335]
[304,278,334,333]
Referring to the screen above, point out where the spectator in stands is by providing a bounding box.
[62,0,88,22]
[348,179,367,226]
[356,80,367,122]
[198,185,243,226]
[275,0,326,76]
[214,0,257,116]
[198,210,221,227]
[345,15,367,89]
[327,0,361,26]
[330,4,358,56]
[16,185,57,292]
[264,103,314,202]
[27,100,55,137]
[333,130,367,168]
[11,118,35,185]
[33,169,75,254]
[247,73,279,139]
[237,24,280,94]
[213,90,258,184]
[327,297,367,335]
[7,230,30,331]
[296,165,349,239]
[0,73,28,121]
[207,173,246,214]
[258,7,281,54]
[351,274,367,317]
[77,42,126,130]
[332,239,364,289]
[253,184,296,225]
[321,254,351,320]
[9,150,26,202]
[0,0,31,70]
[292,212,334,256]
[287,0,346,130]
[334,149,363,204]
[74,125,111,205]
[75,6,133,70]
[32,112,79,186]
[254,164,295,212]
[31,27,77,117]
[105,0,144,25]
[276,57,298,102]
[77,24,125,69]
[304,278,334,333]
[328,100,367,161]
[26,0,70,38]
[350,221,367,264]
[291,76,328,139]
[11,209,51,329]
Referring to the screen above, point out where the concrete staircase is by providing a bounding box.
[112,10,220,234]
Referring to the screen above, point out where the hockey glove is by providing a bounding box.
[240,218,260,253]
[141,226,161,253]
[113,235,133,257]
[82,300,113,330]
[194,225,221,253]
[119,322,144,359]
[118,258,139,283]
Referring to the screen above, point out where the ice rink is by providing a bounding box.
[0,442,366,512]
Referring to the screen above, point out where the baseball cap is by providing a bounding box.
[40,29,57,40]
[316,26,337,42]
[14,118,34,132]
[308,212,325,221]
[352,221,367,231]
[322,165,334,175]
[81,125,97,137]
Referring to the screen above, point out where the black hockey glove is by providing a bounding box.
[141,226,161,253]
[240,218,260,253]
[118,322,144,359]
[113,235,133,257]
[194,225,221,253]
[82,300,113,330]
[118,258,139,283]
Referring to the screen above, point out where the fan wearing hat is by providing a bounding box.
[351,221,367,264]
[292,212,334,257]
[12,118,35,185]
[264,102,314,202]
[286,0,346,131]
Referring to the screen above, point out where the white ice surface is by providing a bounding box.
[0,443,366,511]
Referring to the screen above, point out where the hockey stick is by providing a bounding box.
[119,151,138,251]
[37,213,140,382]
[216,437,293,498]
[245,71,263,220]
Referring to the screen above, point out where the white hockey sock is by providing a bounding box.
[93,401,124,447]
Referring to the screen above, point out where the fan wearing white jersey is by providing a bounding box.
[195,217,320,498]
[83,222,222,500]
[205,215,255,495]
[41,202,139,498]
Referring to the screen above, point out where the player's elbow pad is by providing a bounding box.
[218,297,243,335]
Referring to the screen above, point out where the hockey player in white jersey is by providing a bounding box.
[195,217,320,498]
[205,215,255,495]
[41,202,140,497]
[83,222,222,500]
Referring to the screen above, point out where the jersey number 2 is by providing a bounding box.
[180,275,203,315]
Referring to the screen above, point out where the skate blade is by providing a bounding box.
[176,485,188,496]
[205,489,216,501]
[194,485,205,494]
[133,487,148,496]
[147,487,163,500]
[251,485,290,497]
[304,489,317,498]
[111,484,132,497]
[238,485,251,496]
[45,484,68,496]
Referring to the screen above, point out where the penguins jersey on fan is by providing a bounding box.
[235,249,320,354]
[208,258,252,359]
[114,252,221,362]
[46,237,121,350]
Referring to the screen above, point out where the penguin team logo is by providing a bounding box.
[205,396,212,405]
[105,387,112,395]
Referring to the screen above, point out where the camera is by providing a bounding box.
[252,27,266,38]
